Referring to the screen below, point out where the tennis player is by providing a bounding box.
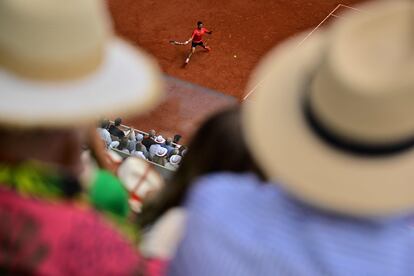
[170,21,212,65]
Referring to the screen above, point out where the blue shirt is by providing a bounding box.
[169,173,414,276]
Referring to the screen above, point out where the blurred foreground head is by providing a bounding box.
[243,0,414,216]
[139,106,265,226]
[0,0,163,173]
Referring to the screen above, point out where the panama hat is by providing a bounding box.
[156,147,168,157]
[243,0,414,216]
[118,157,164,212]
[0,0,163,128]
[154,135,166,144]
[169,155,182,165]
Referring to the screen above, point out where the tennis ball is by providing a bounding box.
[233,55,237,58]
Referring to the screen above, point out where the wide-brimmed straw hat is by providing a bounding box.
[0,0,163,128]
[243,0,414,216]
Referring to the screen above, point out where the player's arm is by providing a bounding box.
[184,36,193,45]
[204,28,212,35]
[185,30,197,44]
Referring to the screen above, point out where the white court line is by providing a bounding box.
[293,4,341,49]
[242,3,358,101]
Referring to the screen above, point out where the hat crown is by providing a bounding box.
[155,135,165,143]
[0,0,111,79]
[170,155,181,164]
[156,147,167,156]
[311,1,414,144]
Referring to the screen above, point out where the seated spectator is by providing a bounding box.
[0,0,164,274]
[169,2,414,275]
[132,151,147,160]
[134,134,149,158]
[149,135,166,160]
[178,145,187,157]
[97,119,112,147]
[117,137,130,154]
[163,137,175,156]
[109,140,120,149]
[173,134,182,145]
[109,117,125,139]
[165,155,181,170]
[168,148,179,159]
[143,129,157,150]
[153,147,168,166]
[126,128,137,152]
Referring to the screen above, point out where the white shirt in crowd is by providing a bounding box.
[149,144,162,159]
[131,151,147,160]
[97,128,112,147]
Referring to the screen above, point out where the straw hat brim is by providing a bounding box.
[0,39,163,128]
[242,31,414,216]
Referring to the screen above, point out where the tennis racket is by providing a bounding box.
[169,40,188,45]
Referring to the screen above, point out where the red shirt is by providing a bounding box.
[192,27,209,43]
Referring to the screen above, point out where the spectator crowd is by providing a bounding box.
[97,118,184,170]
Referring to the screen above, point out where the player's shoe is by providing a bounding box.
[205,46,211,52]
[185,57,190,64]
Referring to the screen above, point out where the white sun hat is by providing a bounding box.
[154,135,166,144]
[169,155,182,165]
[0,0,163,128]
[243,0,414,216]
[118,157,164,213]
[156,147,168,157]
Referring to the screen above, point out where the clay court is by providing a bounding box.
[107,0,367,142]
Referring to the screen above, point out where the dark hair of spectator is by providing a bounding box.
[118,137,128,150]
[173,134,182,144]
[178,146,187,156]
[100,119,110,129]
[139,106,266,227]
[114,117,122,126]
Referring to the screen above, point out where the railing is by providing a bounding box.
[110,121,182,148]
[104,121,182,180]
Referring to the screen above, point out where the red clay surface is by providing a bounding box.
[108,0,367,99]
[107,0,368,142]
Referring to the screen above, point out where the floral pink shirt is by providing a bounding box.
[0,187,162,275]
